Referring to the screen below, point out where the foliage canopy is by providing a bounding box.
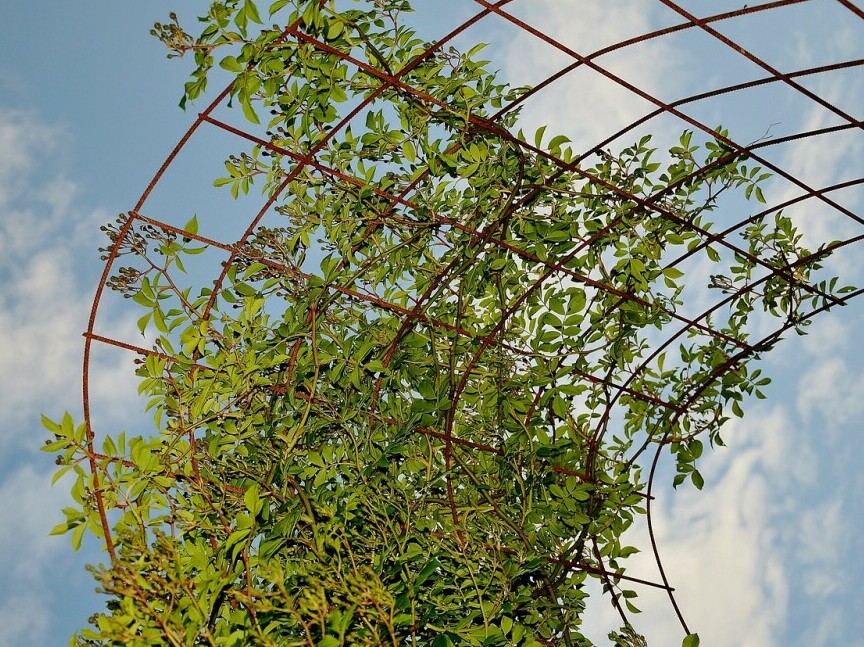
[44,1,851,646]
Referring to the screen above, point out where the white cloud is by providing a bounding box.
[799,315,849,358]
[628,411,790,647]
[0,109,142,643]
[497,1,683,153]
[579,412,777,645]
[800,607,846,647]
[766,75,864,281]
[0,110,140,455]
[795,499,847,598]
[0,464,99,647]
[0,594,52,647]
[796,356,864,430]
[581,397,856,647]
[755,406,818,488]
[0,465,70,582]
[0,111,56,209]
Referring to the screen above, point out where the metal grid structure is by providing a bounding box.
[82,0,864,639]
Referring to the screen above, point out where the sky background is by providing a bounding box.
[1,1,863,645]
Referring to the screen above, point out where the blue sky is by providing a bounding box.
[1,2,863,646]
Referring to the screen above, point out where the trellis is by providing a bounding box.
[70,1,863,643]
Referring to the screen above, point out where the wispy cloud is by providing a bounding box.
[495,1,683,154]
[795,498,847,597]
[580,344,861,646]
[796,355,864,431]
[766,74,864,281]
[0,465,72,582]
[0,592,51,647]
[0,110,140,454]
[0,109,140,643]
[580,398,849,646]
[620,409,794,646]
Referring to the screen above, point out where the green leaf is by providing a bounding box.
[365,360,386,373]
[490,257,507,271]
[402,140,416,163]
[706,246,721,262]
[220,56,244,73]
[326,19,344,41]
[755,186,765,203]
[235,282,257,297]
[244,484,261,515]
[225,527,251,554]
[512,625,526,643]
[61,411,75,437]
[551,396,569,418]
[548,134,570,151]
[244,0,262,24]
[241,97,260,124]
[49,521,71,536]
[269,0,291,15]
[70,522,86,551]
[682,633,700,647]
[51,465,72,485]
[533,125,547,148]
[136,312,152,335]
[416,559,440,586]
[432,635,452,647]
[41,414,61,435]
[183,215,199,235]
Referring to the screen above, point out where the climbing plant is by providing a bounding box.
[43,1,852,646]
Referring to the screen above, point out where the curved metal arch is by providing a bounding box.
[82,0,864,640]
